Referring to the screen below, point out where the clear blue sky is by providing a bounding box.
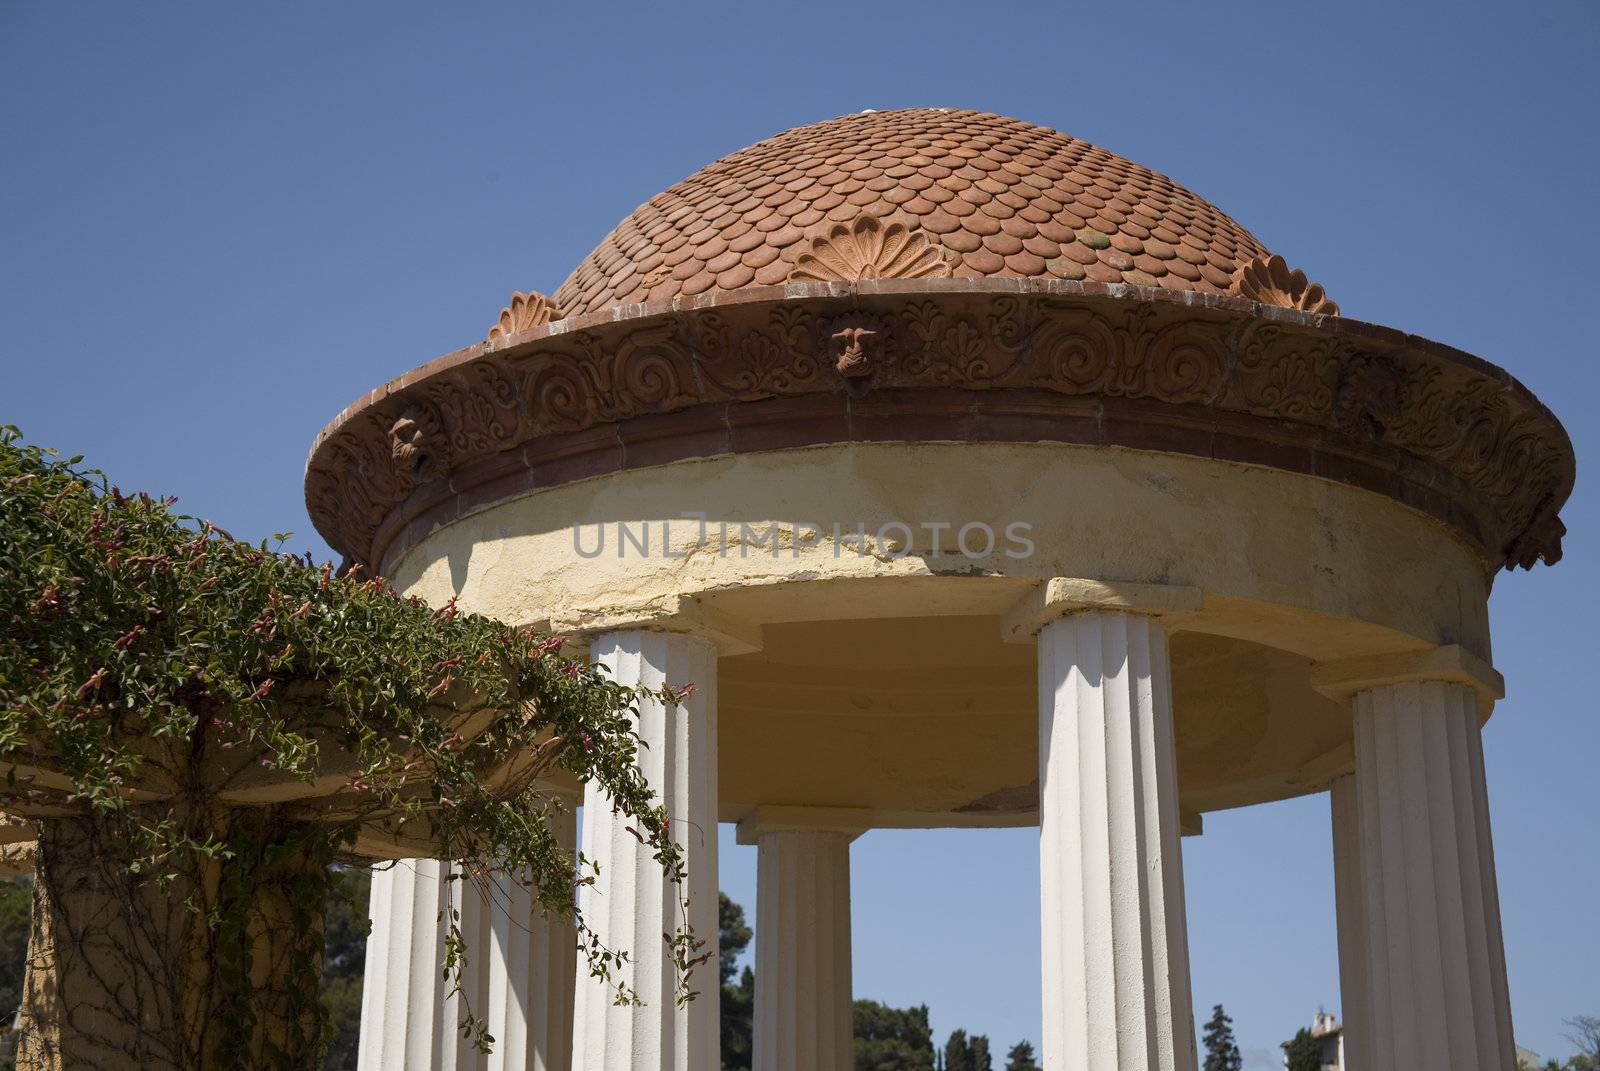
[4,2,1596,1065]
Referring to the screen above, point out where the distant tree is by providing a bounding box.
[970,1034,992,1071]
[1202,1004,1243,1071]
[1004,1040,1041,1071]
[855,999,935,1071]
[1281,1027,1321,1071]
[719,891,751,987]
[1565,1015,1600,1071]
[943,1029,977,1071]
[720,892,755,1070]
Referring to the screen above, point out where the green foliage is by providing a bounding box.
[1202,1004,1243,1071]
[719,891,752,989]
[936,1028,993,1071]
[1280,1027,1321,1071]
[1003,1040,1040,1071]
[319,974,362,1071]
[0,429,698,1060]
[855,1000,935,1071]
[722,965,755,1071]
[719,892,754,1070]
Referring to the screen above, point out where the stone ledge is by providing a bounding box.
[735,805,874,845]
[1000,577,1204,643]
[549,596,763,657]
[1310,644,1504,719]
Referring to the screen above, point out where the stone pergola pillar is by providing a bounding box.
[737,807,870,1071]
[1033,606,1198,1071]
[574,630,720,1071]
[1315,648,1515,1071]
[357,801,578,1071]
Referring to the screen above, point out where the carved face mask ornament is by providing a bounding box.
[827,314,881,397]
[388,404,449,483]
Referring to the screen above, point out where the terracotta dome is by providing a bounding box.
[554,108,1274,318]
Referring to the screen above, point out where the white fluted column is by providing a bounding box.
[575,631,720,1071]
[356,801,578,1070]
[1037,611,1196,1071]
[484,800,579,1071]
[358,858,487,1071]
[1330,775,1371,1071]
[752,829,856,1071]
[1351,681,1515,1071]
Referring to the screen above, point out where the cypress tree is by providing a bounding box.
[1202,1004,1243,1071]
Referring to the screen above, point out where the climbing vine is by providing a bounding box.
[0,428,701,1068]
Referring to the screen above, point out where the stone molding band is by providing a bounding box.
[304,280,1572,576]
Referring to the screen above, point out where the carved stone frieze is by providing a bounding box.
[303,284,1572,575]
[1335,355,1407,440]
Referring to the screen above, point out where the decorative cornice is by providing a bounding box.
[1232,254,1340,317]
[304,280,1573,576]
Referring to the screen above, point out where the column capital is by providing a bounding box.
[735,806,873,846]
[1000,577,1203,644]
[1310,645,1503,718]
[548,595,763,656]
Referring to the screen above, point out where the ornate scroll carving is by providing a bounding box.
[788,216,952,283]
[487,290,561,342]
[1232,255,1340,317]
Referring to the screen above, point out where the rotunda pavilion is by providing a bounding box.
[304,109,1574,1071]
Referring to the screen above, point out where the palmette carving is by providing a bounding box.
[425,361,523,457]
[487,290,561,342]
[1232,255,1340,316]
[788,216,952,283]
[305,290,1571,573]
[1232,323,1338,420]
[693,307,825,397]
[901,300,1009,384]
